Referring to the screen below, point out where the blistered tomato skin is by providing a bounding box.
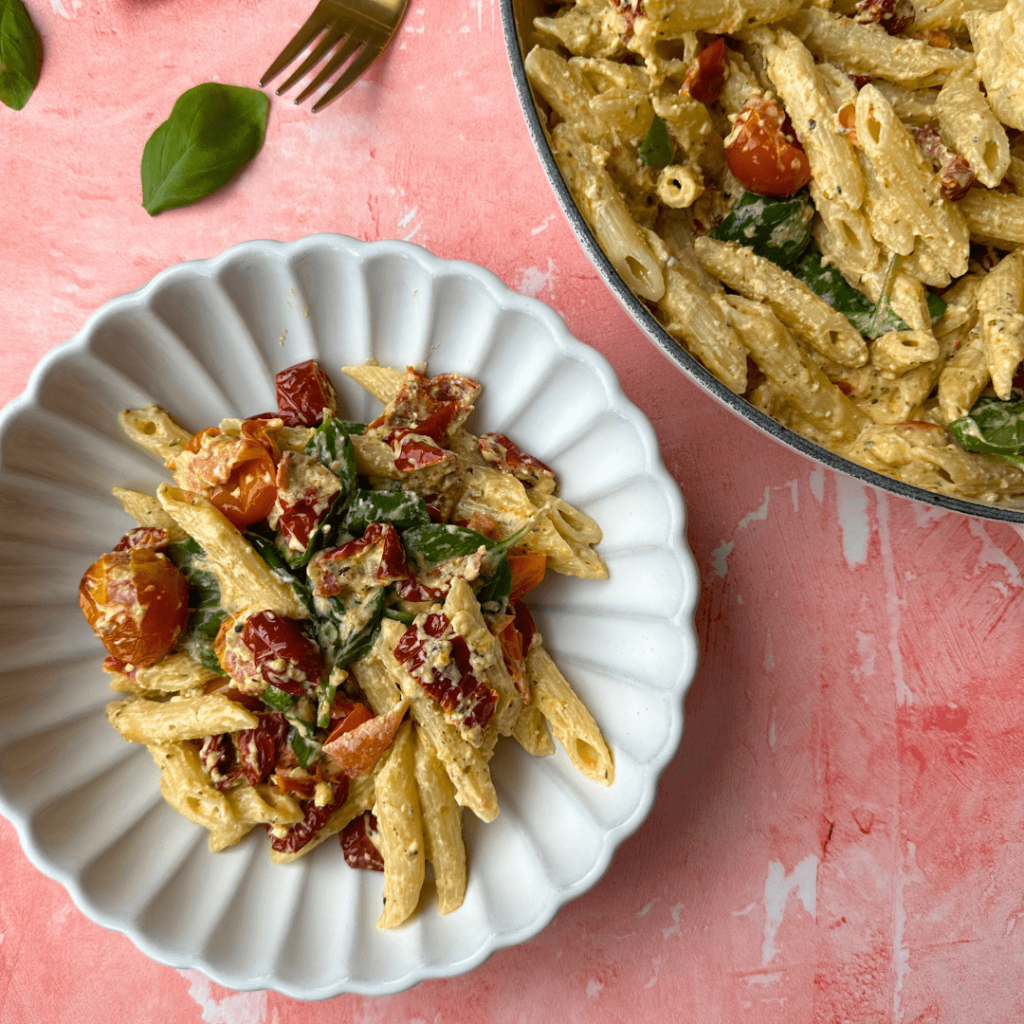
[725,97,812,198]
[276,360,339,427]
[178,426,278,529]
[78,549,189,667]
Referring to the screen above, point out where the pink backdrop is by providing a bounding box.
[3,2,1024,1021]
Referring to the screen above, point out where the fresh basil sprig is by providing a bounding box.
[141,83,269,215]
[0,0,41,111]
[949,393,1024,467]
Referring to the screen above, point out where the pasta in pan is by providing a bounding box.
[525,0,1024,507]
[78,358,613,928]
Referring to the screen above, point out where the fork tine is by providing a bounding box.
[311,40,384,111]
[260,3,330,86]
[294,32,364,105]
[277,21,347,95]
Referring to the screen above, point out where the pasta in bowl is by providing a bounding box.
[0,235,697,997]
[503,0,1024,521]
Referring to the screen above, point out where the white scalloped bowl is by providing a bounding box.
[0,235,698,998]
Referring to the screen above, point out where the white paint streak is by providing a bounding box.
[739,488,770,529]
[661,902,685,939]
[875,494,911,705]
[761,855,818,966]
[403,224,422,242]
[768,717,777,748]
[518,259,556,297]
[763,628,774,672]
[809,466,825,503]
[50,902,73,926]
[586,978,604,999]
[180,970,268,1024]
[398,206,418,227]
[712,540,734,577]
[835,474,870,566]
[531,215,556,235]
[969,519,1024,588]
[854,630,877,684]
[893,841,926,1022]
[786,479,799,512]
[733,902,758,917]
[638,898,657,916]
[745,972,783,987]
[644,956,662,989]
[51,0,72,16]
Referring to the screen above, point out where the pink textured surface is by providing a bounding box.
[3,2,1024,1022]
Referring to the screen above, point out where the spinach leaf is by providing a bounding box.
[639,116,673,169]
[314,587,386,670]
[166,538,227,672]
[927,291,947,323]
[342,489,432,536]
[276,416,365,570]
[475,554,512,617]
[949,393,1024,466]
[141,83,269,216]
[262,685,297,712]
[709,189,814,269]
[245,528,314,613]
[401,523,491,572]
[0,0,40,111]
[288,724,320,770]
[306,417,361,497]
[792,250,908,339]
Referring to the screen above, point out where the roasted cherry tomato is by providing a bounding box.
[178,425,278,529]
[680,37,726,105]
[508,551,547,603]
[340,811,384,871]
[79,549,189,667]
[215,610,324,696]
[725,96,812,197]
[276,359,339,427]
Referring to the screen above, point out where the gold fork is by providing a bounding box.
[260,0,409,112]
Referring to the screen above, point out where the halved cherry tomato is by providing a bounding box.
[680,37,726,105]
[276,359,339,427]
[508,551,547,603]
[79,549,189,667]
[178,426,277,528]
[214,610,323,696]
[725,96,812,197]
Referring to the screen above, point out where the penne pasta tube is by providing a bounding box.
[107,693,257,744]
[156,484,309,619]
[693,236,869,368]
[375,720,425,929]
[527,642,614,786]
[976,249,1024,400]
[413,728,467,916]
[119,405,193,463]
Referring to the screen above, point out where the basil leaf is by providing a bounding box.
[0,0,40,111]
[401,523,491,572]
[639,116,673,169]
[315,675,339,729]
[263,685,297,712]
[166,538,227,672]
[141,83,269,216]
[342,489,431,536]
[384,604,415,625]
[949,393,1024,465]
[709,189,814,269]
